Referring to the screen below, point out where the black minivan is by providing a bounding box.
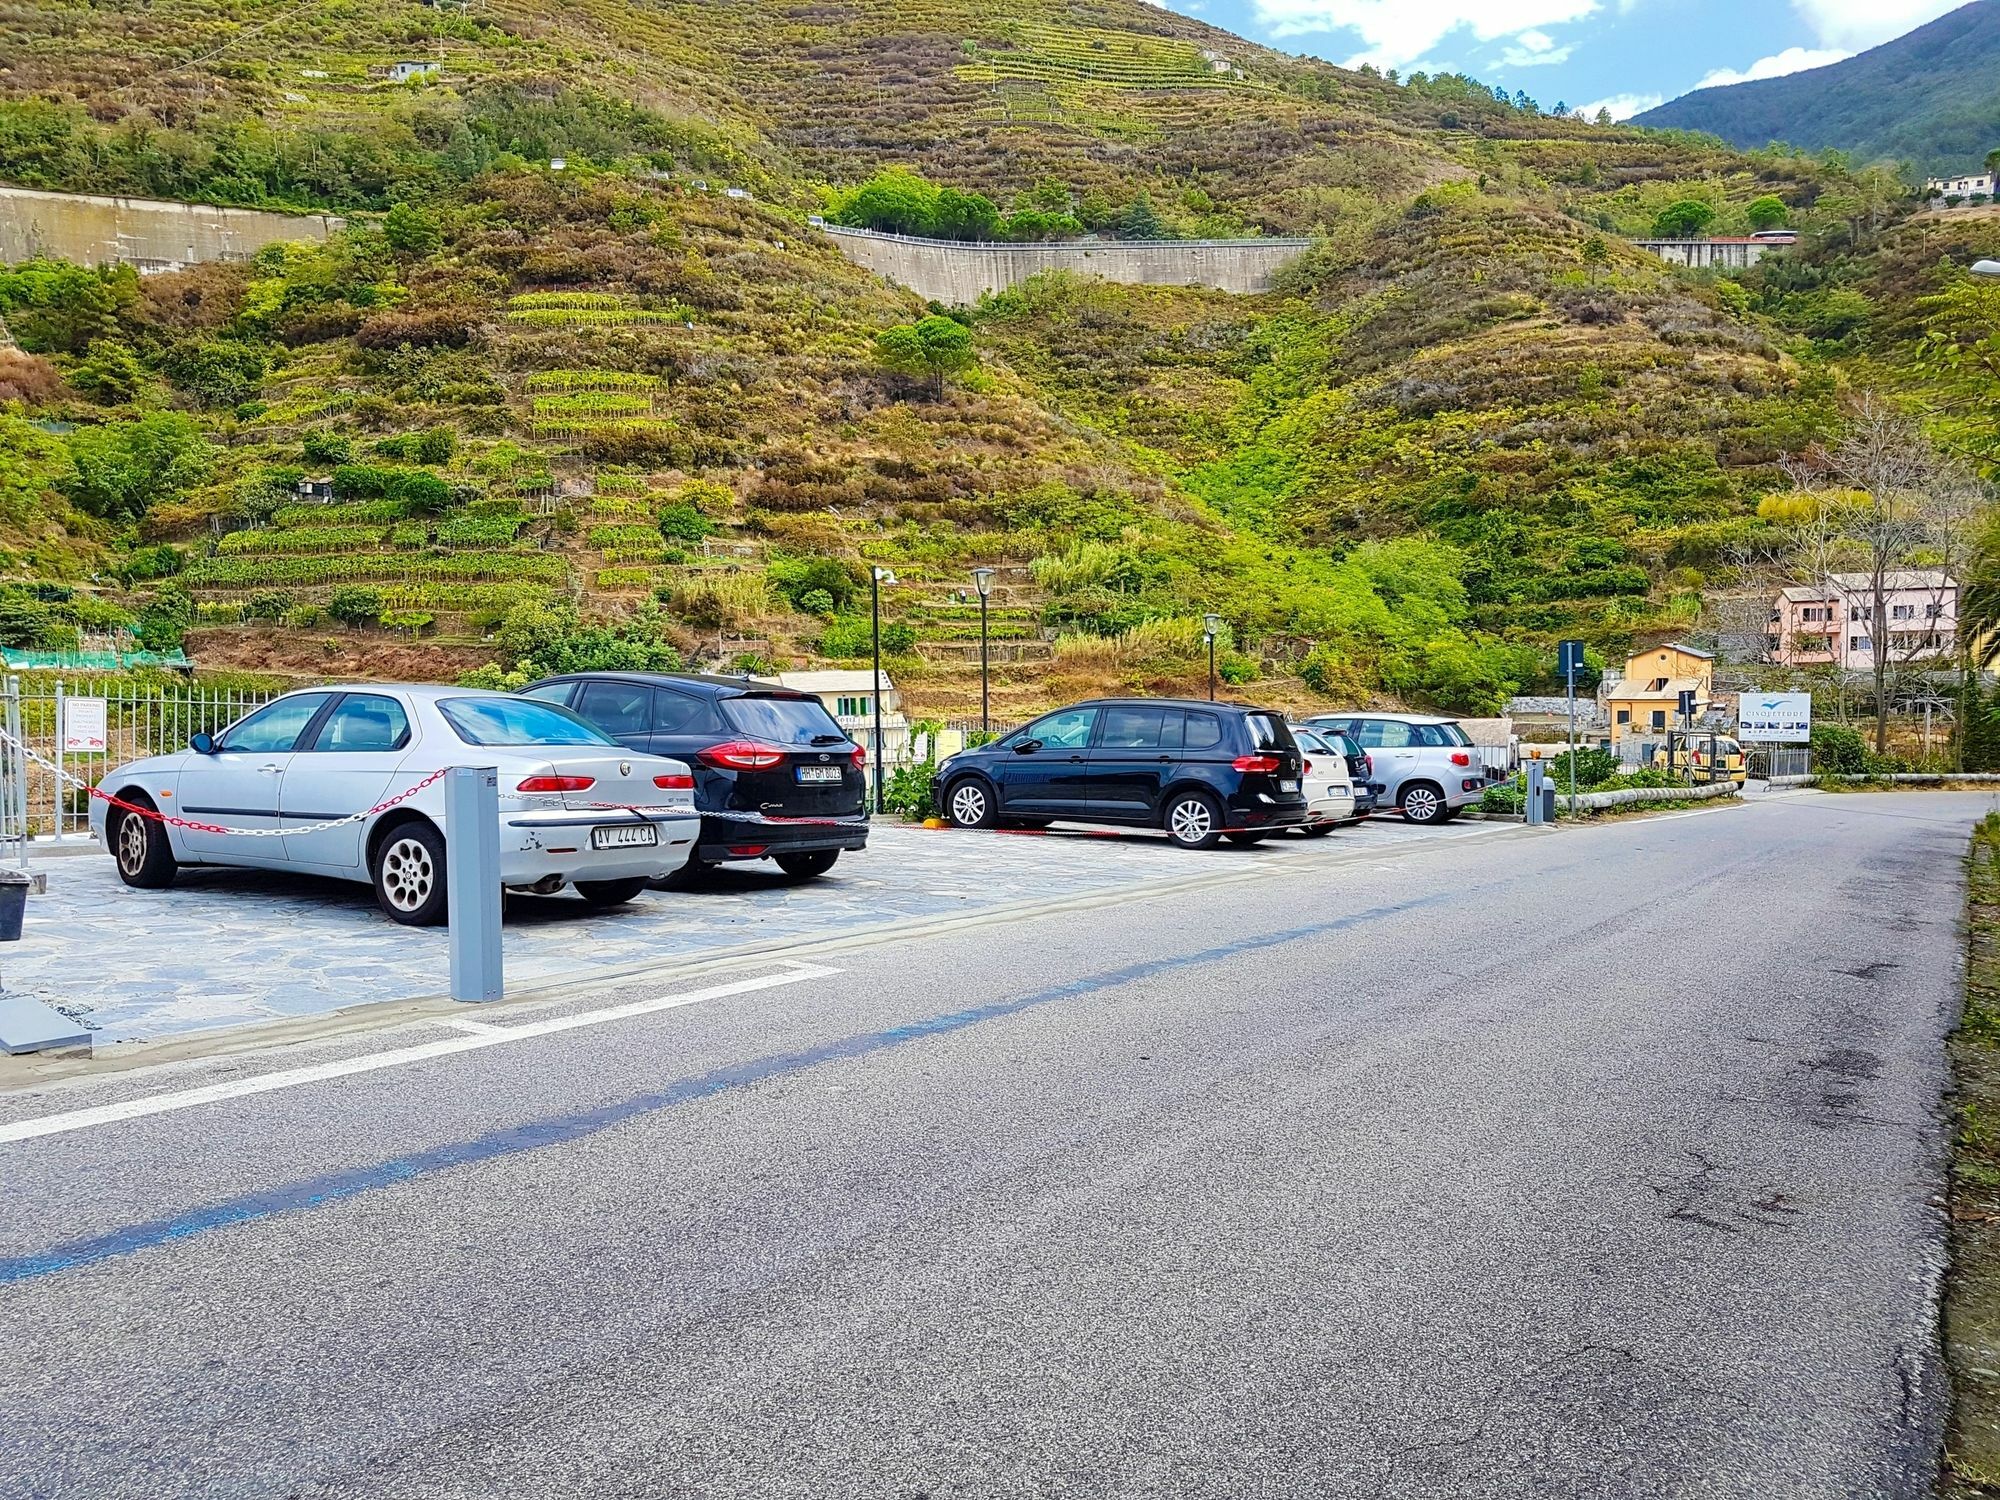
[523,673,867,880]
[934,698,1308,849]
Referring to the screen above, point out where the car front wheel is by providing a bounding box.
[576,877,649,907]
[1400,783,1446,825]
[945,778,996,829]
[1162,790,1223,850]
[372,821,449,926]
[111,804,177,889]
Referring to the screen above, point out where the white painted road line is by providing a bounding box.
[0,964,842,1145]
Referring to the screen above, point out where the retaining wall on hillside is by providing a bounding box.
[0,185,343,271]
[821,224,1312,303]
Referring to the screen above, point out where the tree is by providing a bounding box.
[1116,192,1167,241]
[873,315,975,397]
[160,338,268,409]
[1746,194,1788,231]
[0,258,134,355]
[382,202,442,257]
[1652,199,1717,238]
[58,413,214,525]
[1594,107,1613,126]
[1986,146,2000,178]
[326,585,384,626]
[1579,234,1610,282]
[829,169,940,236]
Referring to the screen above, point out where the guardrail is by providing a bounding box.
[1570,783,1739,810]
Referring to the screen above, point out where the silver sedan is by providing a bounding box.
[88,685,701,925]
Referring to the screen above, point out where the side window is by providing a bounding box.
[652,690,713,735]
[1182,711,1223,752]
[220,693,335,754]
[1355,719,1413,749]
[520,682,575,708]
[308,694,412,753]
[1027,707,1098,749]
[1100,705,1167,749]
[1411,724,1450,748]
[575,680,655,737]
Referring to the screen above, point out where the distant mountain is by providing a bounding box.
[1635,0,2000,172]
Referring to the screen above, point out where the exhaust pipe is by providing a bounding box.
[504,874,567,895]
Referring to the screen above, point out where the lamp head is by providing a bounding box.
[873,566,897,585]
[971,566,995,598]
[1203,612,1223,638]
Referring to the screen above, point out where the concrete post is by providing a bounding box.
[445,766,503,1003]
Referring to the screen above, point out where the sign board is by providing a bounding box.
[60,696,107,754]
[1557,639,1587,677]
[1677,689,1697,717]
[1738,692,1813,743]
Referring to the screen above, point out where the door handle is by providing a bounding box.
[257,764,282,774]
[1156,755,1173,763]
[1068,754,1084,762]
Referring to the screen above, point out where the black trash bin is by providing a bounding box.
[0,869,30,944]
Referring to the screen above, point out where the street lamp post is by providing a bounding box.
[870,566,896,814]
[971,566,995,734]
[1203,612,1222,702]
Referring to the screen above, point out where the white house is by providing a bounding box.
[1927,172,1995,201]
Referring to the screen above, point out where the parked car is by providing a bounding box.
[1650,734,1748,785]
[1297,712,1487,824]
[1287,726,1357,835]
[935,698,1308,849]
[522,673,868,881]
[90,686,701,925]
[1294,724,1374,818]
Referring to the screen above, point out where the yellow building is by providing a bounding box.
[1606,643,1713,745]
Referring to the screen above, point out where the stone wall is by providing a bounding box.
[0,185,343,271]
[821,224,1312,303]
[1630,238,1772,270]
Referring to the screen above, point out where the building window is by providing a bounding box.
[1650,711,1666,731]
[1616,709,1630,725]
[1850,606,1866,622]
[1892,604,1914,621]
[1850,636,1870,652]
[835,695,870,717]
[1928,603,1944,618]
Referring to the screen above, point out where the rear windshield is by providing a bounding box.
[722,694,849,746]
[439,698,617,747]
[1245,713,1296,754]
[1417,721,1472,748]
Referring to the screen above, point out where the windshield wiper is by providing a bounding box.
[809,733,847,745]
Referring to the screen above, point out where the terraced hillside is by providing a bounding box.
[0,0,1949,717]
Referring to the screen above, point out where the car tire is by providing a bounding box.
[1400,782,1447,825]
[576,877,648,907]
[999,817,1052,831]
[372,820,448,926]
[774,850,840,879]
[1162,790,1224,850]
[944,777,997,829]
[1301,822,1338,838]
[1223,830,1269,846]
[110,803,177,889]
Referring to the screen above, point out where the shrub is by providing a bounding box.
[1811,723,1868,775]
[882,758,938,820]
[799,587,835,616]
[244,590,292,621]
[768,555,859,611]
[658,503,714,544]
[326,586,384,626]
[378,608,434,635]
[301,429,351,466]
[415,427,457,466]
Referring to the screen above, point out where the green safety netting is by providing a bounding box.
[0,648,192,671]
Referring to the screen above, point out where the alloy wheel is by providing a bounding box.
[117,815,149,876]
[380,837,435,912]
[950,784,987,826]
[1169,798,1213,844]
[1403,787,1442,823]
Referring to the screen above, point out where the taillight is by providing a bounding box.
[698,740,786,771]
[1363,754,1373,777]
[1232,754,1282,773]
[850,744,867,770]
[1449,752,1471,767]
[653,773,695,790]
[1303,759,1313,775]
[517,774,594,792]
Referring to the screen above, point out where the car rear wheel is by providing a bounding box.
[1223,830,1268,846]
[372,821,448,926]
[1162,790,1223,850]
[945,778,996,829]
[576,877,648,908]
[111,804,177,889]
[774,850,840,879]
[1300,822,1338,838]
[655,859,717,891]
[1400,782,1446,824]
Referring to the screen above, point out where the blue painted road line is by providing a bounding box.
[0,892,1450,1287]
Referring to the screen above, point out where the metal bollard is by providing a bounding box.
[445,766,504,1004]
[1526,759,1546,826]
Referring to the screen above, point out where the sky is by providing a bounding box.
[1147,0,1974,118]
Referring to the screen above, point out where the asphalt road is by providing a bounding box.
[0,790,1986,1498]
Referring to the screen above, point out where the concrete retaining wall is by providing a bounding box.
[1571,782,1739,810]
[821,224,1311,303]
[1630,239,1773,270]
[0,185,343,271]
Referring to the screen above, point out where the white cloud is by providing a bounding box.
[1246,0,1598,71]
[1791,0,1962,50]
[1575,91,1663,120]
[1497,29,1576,67]
[1695,45,1850,88]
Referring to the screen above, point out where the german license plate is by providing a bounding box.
[796,765,842,783]
[1278,779,1299,792]
[591,823,658,849]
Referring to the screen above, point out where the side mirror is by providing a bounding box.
[190,732,217,755]
[1013,738,1041,755]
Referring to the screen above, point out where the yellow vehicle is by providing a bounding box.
[1650,734,1747,785]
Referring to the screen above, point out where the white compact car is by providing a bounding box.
[1288,725,1358,835]
[89,685,701,925]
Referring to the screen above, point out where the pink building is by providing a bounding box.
[1768,571,1957,670]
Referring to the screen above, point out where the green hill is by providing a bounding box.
[0,0,1928,716]
[1634,0,2000,173]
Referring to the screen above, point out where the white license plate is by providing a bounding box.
[591,824,658,849]
[796,766,842,783]
[1278,779,1300,792]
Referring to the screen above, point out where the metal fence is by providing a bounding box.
[7,678,279,842]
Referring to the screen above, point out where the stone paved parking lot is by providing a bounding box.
[12,816,1505,1046]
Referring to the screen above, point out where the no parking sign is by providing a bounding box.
[60,697,107,754]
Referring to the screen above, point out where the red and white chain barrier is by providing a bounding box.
[1,727,874,838]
